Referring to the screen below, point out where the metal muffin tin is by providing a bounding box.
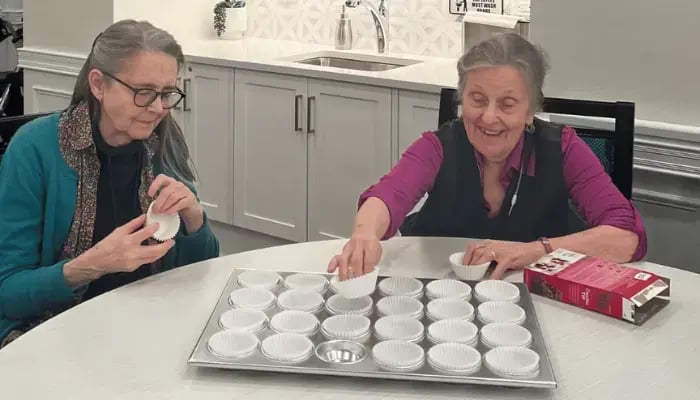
[187,268,557,389]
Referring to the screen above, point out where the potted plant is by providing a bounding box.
[213,0,247,40]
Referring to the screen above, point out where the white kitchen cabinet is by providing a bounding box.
[233,70,392,242]
[397,90,440,157]
[233,70,308,242]
[307,80,392,241]
[176,63,234,224]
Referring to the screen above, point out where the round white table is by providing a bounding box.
[0,237,697,399]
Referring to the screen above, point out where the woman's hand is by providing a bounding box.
[463,240,545,279]
[327,230,383,281]
[64,215,174,288]
[148,174,203,233]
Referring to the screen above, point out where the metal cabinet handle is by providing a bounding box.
[183,78,192,111]
[307,96,315,134]
[294,94,303,132]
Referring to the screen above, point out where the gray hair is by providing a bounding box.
[70,19,195,184]
[456,33,550,114]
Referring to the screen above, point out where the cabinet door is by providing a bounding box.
[307,80,392,241]
[183,63,234,224]
[397,90,440,157]
[397,90,441,216]
[233,70,308,242]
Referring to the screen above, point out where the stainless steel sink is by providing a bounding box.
[290,52,422,72]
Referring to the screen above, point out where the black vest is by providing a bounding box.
[400,118,575,241]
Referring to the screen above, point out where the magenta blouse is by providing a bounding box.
[359,127,647,261]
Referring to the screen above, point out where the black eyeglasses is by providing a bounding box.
[102,71,185,109]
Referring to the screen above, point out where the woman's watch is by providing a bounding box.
[538,237,553,254]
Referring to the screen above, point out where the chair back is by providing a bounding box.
[0,112,52,164]
[437,88,635,199]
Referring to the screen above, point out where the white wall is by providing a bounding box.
[24,0,112,54]
[531,1,700,127]
[114,0,215,44]
[0,0,22,10]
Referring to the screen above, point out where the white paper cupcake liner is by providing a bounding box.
[277,289,325,313]
[374,316,425,343]
[376,296,424,319]
[237,270,283,291]
[325,294,374,316]
[427,343,482,374]
[426,298,475,322]
[480,322,533,349]
[321,314,371,340]
[474,280,521,303]
[269,310,320,336]
[477,301,527,325]
[372,340,425,371]
[283,273,328,294]
[218,308,268,333]
[484,346,541,378]
[425,279,473,301]
[449,252,490,281]
[426,319,479,346]
[261,333,314,364]
[330,268,379,299]
[146,202,181,241]
[207,330,259,358]
[378,276,424,298]
[228,287,276,311]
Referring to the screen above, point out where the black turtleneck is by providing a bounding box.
[82,123,154,300]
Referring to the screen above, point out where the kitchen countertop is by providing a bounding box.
[180,37,459,93]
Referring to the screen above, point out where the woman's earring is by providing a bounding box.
[525,122,535,133]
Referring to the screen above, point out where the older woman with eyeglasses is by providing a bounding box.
[0,20,219,348]
[328,33,646,282]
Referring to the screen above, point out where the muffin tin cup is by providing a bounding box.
[237,270,283,291]
[218,308,269,333]
[483,346,541,379]
[277,289,325,314]
[325,294,374,317]
[284,273,329,294]
[425,297,476,322]
[474,280,521,303]
[376,296,425,320]
[374,316,425,343]
[269,310,320,337]
[477,301,527,325]
[377,276,424,299]
[260,333,314,364]
[372,340,426,372]
[207,330,260,359]
[320,314,371,342]
[426,319,479,346]
[427,343,482,375]
[480,322,533,349]
[228,287,276,311]
[425,279,473,301]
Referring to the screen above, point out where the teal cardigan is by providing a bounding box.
[0,113,220,341]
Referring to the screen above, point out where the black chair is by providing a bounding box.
[437,88,635,199]
[0,112,52,164]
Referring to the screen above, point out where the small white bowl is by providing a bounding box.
[330,268,379,299]
[449,252,490,281]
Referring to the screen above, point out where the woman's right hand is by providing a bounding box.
[327,230,383,281]
[63,214,174,288]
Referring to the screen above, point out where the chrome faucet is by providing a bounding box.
[344,0,388,53]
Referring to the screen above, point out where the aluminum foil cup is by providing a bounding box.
[207,330,259,359]
[315,340,367,365]
[474,280,521,303]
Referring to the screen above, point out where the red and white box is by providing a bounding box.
[524,249,670,325]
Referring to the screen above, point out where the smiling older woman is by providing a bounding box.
[328,33,646,281]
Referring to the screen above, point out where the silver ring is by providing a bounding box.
[347,266,354,278]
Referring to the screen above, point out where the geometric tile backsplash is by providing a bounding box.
[245,0,464,58]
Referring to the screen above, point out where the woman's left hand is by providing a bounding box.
[148,174,204,232]
[463,240,546,279]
